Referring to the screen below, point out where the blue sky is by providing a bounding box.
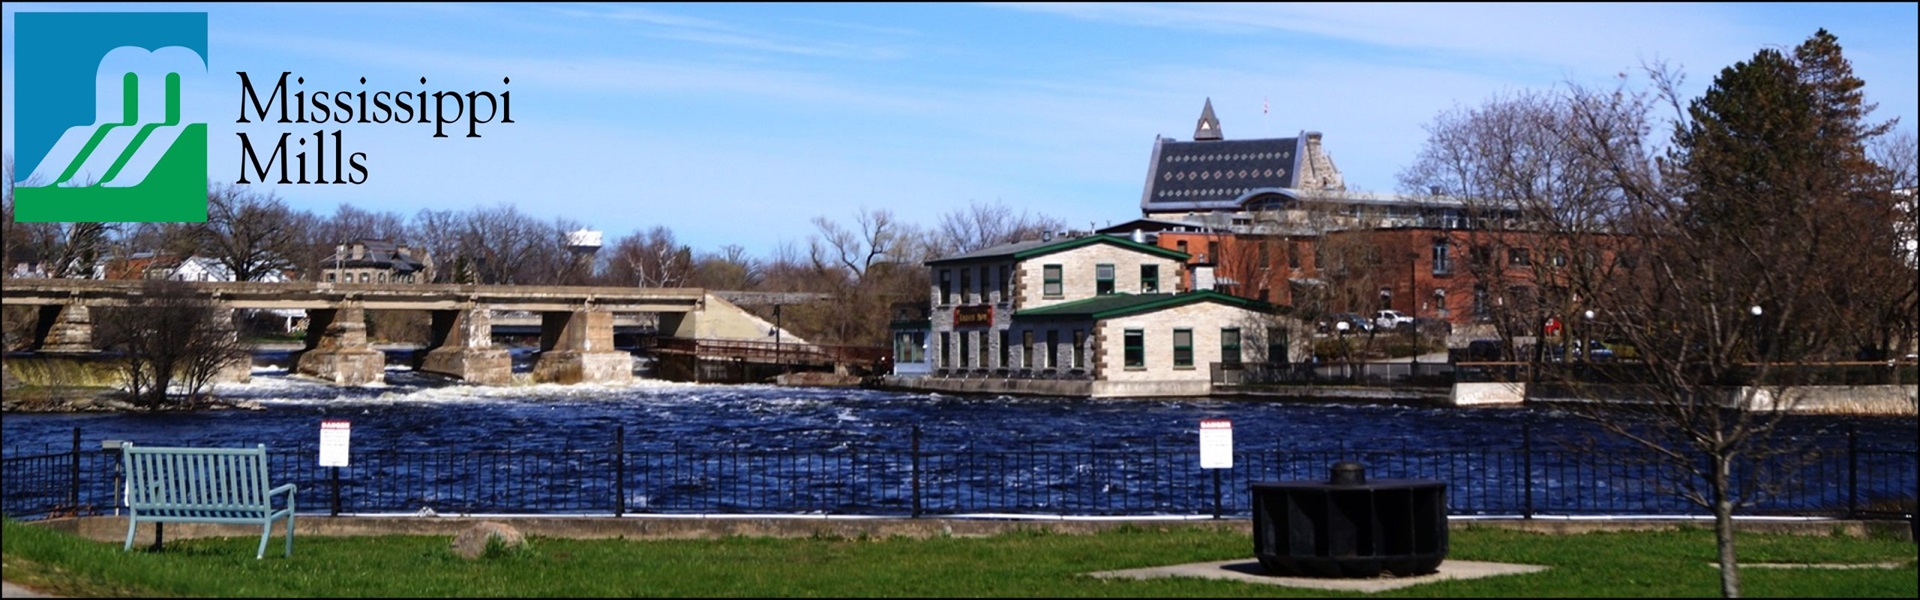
[6,2,1916,258]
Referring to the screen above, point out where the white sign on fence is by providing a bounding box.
[1199,418,1233,469]
[319,420,351,467]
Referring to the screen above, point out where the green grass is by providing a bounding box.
[3,519,1915,597]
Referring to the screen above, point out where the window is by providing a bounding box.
[1043,264,1063,298]
[959,268,972,304]
[1550,251,1568,268]
[1509,248,1531,267]
[978,330,990,368]
[1221,328,1241,365]
[359,273,370,283]
[1124,330,1145,368]
[1072,330,1086,369]
[1095,264,1115,295]
[1023,331,1036,368]
[1473,284,1491,318]
[378,273,387,283]
[1140,264,1159,293]
[1176,240,1189,255]
[1207,241,1220,262]
[326,273,336,282]
[1266,327,1289,365]
[1173,328,1193,368]
[1288,241,1302,269]
[939,269,951,304]
[1257,241,1270,268]
[997,265,1010,302]
[1045,330,1058,369]
[940,332,951,368]
[999,330,1010,369]
[1431,241,1452,275]
[959,333,970,368]
[1471,246,1492,268]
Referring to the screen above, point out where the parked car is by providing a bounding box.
[1545,340,1615,362]
[1316,312,1374,334]
[1373,310,1414,331]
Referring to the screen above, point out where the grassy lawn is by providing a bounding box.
[3,519,1915,597]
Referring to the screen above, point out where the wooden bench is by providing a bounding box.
[120,443,297,559]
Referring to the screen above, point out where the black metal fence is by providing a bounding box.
[5,426,1914,521]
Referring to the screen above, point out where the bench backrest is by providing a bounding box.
[122,444,275,511]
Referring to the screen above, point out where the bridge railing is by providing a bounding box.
[648,338,888,368]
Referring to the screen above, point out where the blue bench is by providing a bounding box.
[120,443,297,559]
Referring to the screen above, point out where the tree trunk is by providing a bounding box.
[1713,457,1741,598]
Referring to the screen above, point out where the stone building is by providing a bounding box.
[319,240,433,284]
[891,232,1295,398]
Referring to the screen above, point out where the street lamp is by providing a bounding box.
[1749,305,1763,363]
[1336,320,1351,381]
[1583,309,1595,365]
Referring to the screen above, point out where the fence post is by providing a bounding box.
[1522,418,1534,520]
[615,425,627,518]
[68,427,80,513]
[330,467,341,517]
[1847,423,1858,519]
[1211,469,1223,520]
[910,425,922,519]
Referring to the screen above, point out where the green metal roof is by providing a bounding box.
[1014,290,1275,321]
[926,234,1189,266]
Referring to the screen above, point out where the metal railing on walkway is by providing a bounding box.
[6,426,1913,522]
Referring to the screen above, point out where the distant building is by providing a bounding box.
[319,240,433,284]
[892,232,1294,397]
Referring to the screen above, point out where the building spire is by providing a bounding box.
[1194,97,1223,141]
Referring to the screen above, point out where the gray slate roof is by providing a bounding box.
[1140,135,1305,213]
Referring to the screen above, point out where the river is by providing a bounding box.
[3,354,1913,517]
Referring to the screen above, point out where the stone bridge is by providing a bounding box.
[1,280,820,386]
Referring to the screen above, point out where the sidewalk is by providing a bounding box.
[2,580,56,598]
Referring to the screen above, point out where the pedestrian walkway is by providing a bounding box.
[2,580,56,598]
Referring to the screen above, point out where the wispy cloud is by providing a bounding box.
[996,3,1756,75]
[546,4,908,61]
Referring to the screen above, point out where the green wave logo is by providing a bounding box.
[13,12,208,222]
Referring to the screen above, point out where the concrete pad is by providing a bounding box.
[1089,559,1548,593]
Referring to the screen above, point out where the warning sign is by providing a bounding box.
[1199,418,1233,469]
[319,420,351,467]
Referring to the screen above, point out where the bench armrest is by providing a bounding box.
[267,483,298,499]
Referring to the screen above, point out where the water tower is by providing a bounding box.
[566,228,603,283]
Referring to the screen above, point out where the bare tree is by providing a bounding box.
[1398,88,1639,360]
[930,199,1065,255]
[605,225,693,288]
[690,244,763,290]
[415,204,578,285]
[94,279,248,409]
[1536,33,1896,598]
[199,183,303,281]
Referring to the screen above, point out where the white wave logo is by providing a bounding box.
[25,46,205,188]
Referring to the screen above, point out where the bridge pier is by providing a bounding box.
[33,304,98,354]
[294,300,386,385]
[419,304,511,384]
[208,307,251,384]
[533,308,632,385]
